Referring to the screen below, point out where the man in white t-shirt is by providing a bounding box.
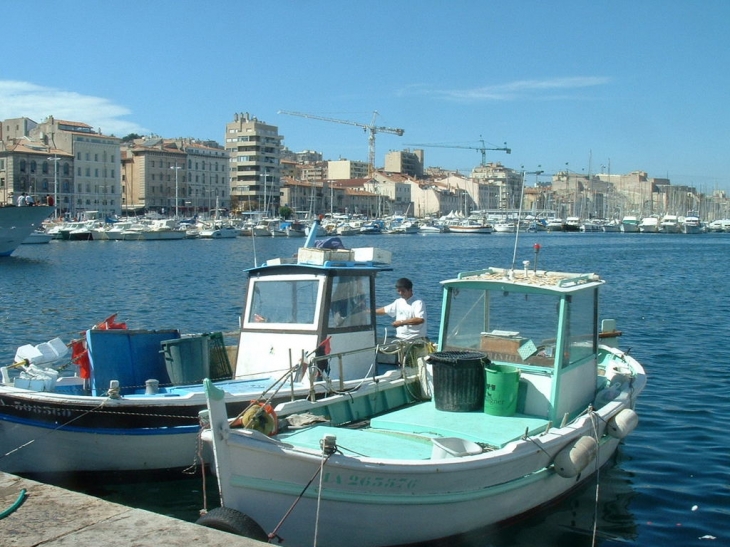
[376,277,427,340]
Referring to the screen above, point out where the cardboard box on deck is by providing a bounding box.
[298,248,353,265]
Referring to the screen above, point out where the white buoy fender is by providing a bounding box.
[607,408,639,439]
[554,436,598,478]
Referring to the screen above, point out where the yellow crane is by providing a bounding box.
[278,110,404,176]
[406,139,511,166]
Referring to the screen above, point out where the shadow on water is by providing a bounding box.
[19,467,220,523]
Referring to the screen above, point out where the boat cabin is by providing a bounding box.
[438,267,604,423]
[235,246,392,384]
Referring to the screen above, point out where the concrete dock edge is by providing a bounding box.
[0,472,266,546]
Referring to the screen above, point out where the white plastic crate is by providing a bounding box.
[352,247,392,264]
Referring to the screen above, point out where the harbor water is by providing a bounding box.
[2,232,729,546]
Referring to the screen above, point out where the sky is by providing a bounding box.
[2,1,729,192]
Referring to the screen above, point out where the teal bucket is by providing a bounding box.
[484,364,520,416]
[161,335,210,385]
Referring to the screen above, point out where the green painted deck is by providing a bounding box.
[278,401,550,461]
[371,402,549,447]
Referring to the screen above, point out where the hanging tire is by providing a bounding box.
[196,507,268,541]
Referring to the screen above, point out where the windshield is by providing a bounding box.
[247,277,321,326]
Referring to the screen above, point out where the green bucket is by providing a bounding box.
[484,364,520,416]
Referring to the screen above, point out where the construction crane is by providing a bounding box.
[278,110,404,176]
[406,139,511,166]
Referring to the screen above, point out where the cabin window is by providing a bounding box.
[248,278,319,325]
[328,275,371,329]
[443,287,562,365]
[563,289,598,365]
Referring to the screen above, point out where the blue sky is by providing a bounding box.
[2,1,729,191]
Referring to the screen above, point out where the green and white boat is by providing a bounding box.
[200,265,647,547]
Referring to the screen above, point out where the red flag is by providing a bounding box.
[70,339,86,360]
[320,336,331,355]
[96,313,126,330]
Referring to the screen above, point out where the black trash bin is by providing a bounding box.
[429,351,488,412]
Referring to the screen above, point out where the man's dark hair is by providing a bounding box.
[395,278,413,290]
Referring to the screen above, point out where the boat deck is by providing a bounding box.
[278,401,549,460]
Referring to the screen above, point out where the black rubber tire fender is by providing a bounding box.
[196,506,268,541]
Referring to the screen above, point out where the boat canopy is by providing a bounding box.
[438,267,604,422]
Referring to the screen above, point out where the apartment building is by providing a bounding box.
[120,139,187,215]
[225,112,283,214]
[0,116,122,217]
[184,140,229,214]
[0,137,71,210]
[384,149,424,178]
[328,159,369,180]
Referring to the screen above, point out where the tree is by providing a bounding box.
[279,205,293,219]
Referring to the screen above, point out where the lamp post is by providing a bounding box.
[170,164,181,218]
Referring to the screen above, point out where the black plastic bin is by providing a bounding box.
[429,351,488,412]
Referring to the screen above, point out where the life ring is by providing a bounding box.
[231,401,278,436]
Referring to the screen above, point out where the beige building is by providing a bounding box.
[184,141,229,214]
[225,112,283,214]
[384,149,424,178]
[328,159,369,180]
[121,139,187,215]
[0,139,72,210]
[1,116,122,217]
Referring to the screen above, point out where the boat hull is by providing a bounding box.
[448,225,493,234]
[0,206,53,256]
[203,348,645,547]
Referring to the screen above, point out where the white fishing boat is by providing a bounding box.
[22,229,53,245]
[620,216,640,233]
[0,226,425,474]
[659,214,681,233]
[121,219,186,240]
[492,221,516,233]
[563,216,581,232]
[601,220,621,233]
[638,216,659,233]
[545,218,564,232]
[447,220,493,234]
[681,213,703,234]
[0,206,53,256]
[199,265,646,547]
[199,222,240,239]
[580,220,603,232]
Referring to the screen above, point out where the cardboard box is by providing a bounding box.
[351,247,392,264]
[480,335,524,355]
[298,248,353,265]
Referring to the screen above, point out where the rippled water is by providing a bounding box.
[3,232,729,546]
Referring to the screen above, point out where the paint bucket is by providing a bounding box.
[484,364,520,416]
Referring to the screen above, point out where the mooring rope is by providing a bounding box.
[267,449,336,545]
[589,410,601,547]
[0,400,109,461]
